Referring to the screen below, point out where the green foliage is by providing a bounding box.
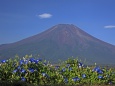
[0,55,115,86]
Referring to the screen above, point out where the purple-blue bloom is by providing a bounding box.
[21,69,26,73]
[42,73,46,77]
[92,67,100,72]
[69,67,72,71]
[72,77,80,82]
[108,81,112,85]
[55,66,60,70]
[62,68,66,72]
[24,60,28,64]
[98,75,103,79]
[66,64,70,68]
[92,66,103,74]
[1,60,6,63]
[13,69,17,73]
[64,78,68,83]
[82,74,86,78]
[34,59,39,64]
[29,58,35,63]
[28,68,34,73]
[78,62,83,68]
[19,60,24,65]
[97,69,103,74]
[21,77,26,81]
[42,73,49,78]
[17,66,21,70]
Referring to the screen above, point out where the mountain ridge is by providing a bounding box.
[0,24,115,65]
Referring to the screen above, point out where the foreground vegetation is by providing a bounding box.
[0,55,115,86]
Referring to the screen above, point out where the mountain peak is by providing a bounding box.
[0,24,115,64]
[52,24,77,30]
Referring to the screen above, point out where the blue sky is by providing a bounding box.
[0,0,115,45]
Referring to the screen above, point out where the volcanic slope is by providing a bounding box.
[0,24,115,64]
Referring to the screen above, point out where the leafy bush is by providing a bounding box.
[0,56,115,86]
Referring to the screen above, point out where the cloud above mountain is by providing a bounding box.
[104,25,115,28]
[38,13,52,19]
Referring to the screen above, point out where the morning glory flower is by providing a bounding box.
[64,78,68,83]
[78,62,83,68]
[34,59,39,64]
[108,81,112,85]
[42,73,46,77]
[21,69,26,73]
[92,66,100,72]
[55,66,60,70]
[66,64,70,68]
[72,77,80,82]
[17,66,21,70]
[19,60,24,65]
[21,77,26,81]
[24,60,28,64]
[13,69,17,73]
[29,58,35,63]
[92,66,103,74]
[82,74,86,78]
[97,69,103,74]
[28,68,34,73]
[98,75,103,79]
[69,67,72,71]
[42,73,49,78]
[1,60,6,63]
[62,68,66,72]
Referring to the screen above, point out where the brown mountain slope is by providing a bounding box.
[0,24,115,65]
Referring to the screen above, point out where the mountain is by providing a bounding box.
[0,24,115,65]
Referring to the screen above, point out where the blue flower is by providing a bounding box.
[66,64,70,68]
[21,69,26,73]
[55,66,60,70]
[42,73,46,77]
[42,73,49,78]
[19,60,24,65]
[69,67,72,71]
[78,62,83,68]
[108,81,112,85]
[82,74,86,78]
[34,59,39,64]
[92,66,103,74]
[17,66,21,70]
[62,68,66,72]
[97,69,103,74]
[64,78,68,83]
[29,58,35,63]
[13,69,17,73]
[28,68,34,73]
[98,75,103,79]
[1,60,6,63]
[92,67,100,72]
[24,60,28,64]
[21,77,26,81]
[72,77,80,82]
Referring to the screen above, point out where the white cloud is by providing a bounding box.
[104,25,115,28]
[38,13,52,19]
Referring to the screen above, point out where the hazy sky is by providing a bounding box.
[0,0,115,45]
